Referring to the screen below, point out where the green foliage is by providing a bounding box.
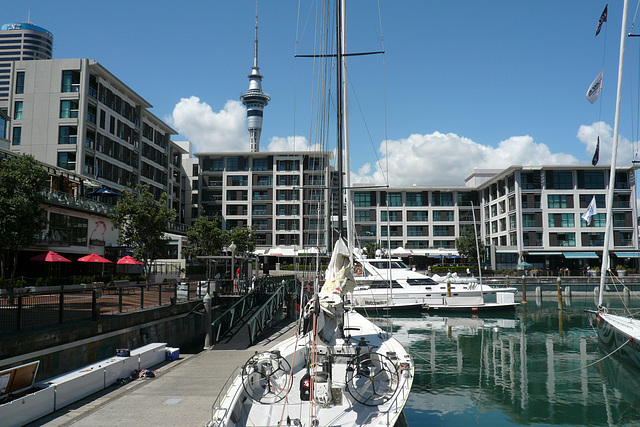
[0,155,49,284]
[183,216,256,261]
[183,217,227,260]
[229,226,257,254]
[362,242,381,258]
[455,227,485,266]
[109,184,176,282]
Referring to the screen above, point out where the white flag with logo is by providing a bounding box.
[581,196,597,225]
[586,70,604,104]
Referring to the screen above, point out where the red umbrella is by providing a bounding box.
[78,253,112,263]
[117,256,143,265]
[30,251,71,262]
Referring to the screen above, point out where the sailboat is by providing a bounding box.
[588,0,640,371]
[207,2,414,426]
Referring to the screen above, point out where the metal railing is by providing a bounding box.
[245,283,288,346]
[209,289,262,344]
[0,281,200,335]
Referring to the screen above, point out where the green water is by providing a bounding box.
[368,295,640,426]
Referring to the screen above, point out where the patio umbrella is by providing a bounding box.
[88,188,120,196]
[517,261,533,270]
[78,253,112,263]
[30,251,71,262]
[117,256,143,265]
[117,256,144,276]
[30,251,71,279]
[78,253,112,276]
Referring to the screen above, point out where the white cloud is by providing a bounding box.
[168,97,248,152]
[576,121,635,165]
[265,135,322,152]
[352,132,579,187]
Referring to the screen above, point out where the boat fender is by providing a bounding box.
[300,372,311,401]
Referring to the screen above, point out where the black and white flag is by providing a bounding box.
[592,137,600,166]
[596,5,608,36]
[586,70,604,104]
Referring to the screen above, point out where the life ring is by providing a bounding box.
[355,266,363,275]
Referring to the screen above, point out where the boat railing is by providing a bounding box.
[386,363,413,423]
[209,365,241,427]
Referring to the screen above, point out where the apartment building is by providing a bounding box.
[5,58,182,209]
[195,151,333,254]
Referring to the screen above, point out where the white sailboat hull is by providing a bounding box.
[594,312,640,371]
[209,310,413,427]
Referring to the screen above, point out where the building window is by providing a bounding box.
[579,194,605,208]
[57,152,76,170]
[408,211,428,221]
[60,100,79,118]
[381,211,401,222]
[58,126,77,144]
[581,213,605,227]
[61,70,80,92]
[16,71,24,94]
[87,105,97,124]
[547,194,572,208]
[14,101,23,119]
[548,213,574,227]
[552,232,575,246]
[407,226,425,236]
[433,210,454,221]
[406,193,422,206]
[433,225,453,236]
[386,193,402,207]
[546,170,573,189]
[584,232,605,246]
[354,210,371,222]
[354,192,372,207]
[12,127,21,145]
[582,170,605,189]
[522,213,537,227]
[253,158,269,171]
[99,110,106,129]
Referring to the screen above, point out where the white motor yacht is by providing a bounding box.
[350,256,517,310]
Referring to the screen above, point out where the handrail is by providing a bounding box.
[245,283,288,346]
[210,288,261,343]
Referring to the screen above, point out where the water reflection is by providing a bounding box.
[367,297,640,426]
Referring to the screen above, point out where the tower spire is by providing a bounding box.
[241,2,270,153]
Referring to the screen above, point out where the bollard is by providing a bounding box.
[557,277,563,310]
[521,275,527,304]
[204,293,212,349]
[446,279,451,298]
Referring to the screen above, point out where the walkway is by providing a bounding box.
[28,318,298,427]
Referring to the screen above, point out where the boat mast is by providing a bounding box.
[599,0,630,307]
[336,0,345,243]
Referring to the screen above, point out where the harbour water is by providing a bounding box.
[367,295,640,426]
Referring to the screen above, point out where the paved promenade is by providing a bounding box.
[29,319,298,427]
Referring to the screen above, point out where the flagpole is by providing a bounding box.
[599,0,629,307]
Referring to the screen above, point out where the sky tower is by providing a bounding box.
[240,6,270,152]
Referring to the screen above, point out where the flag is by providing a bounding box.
[586,70,604,104]
[582,196,597,225]
[596,5,608,36]
[592,137,600,166]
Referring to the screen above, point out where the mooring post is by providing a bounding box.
[204,293,212,349]
[557,276,563,310]
[446,279,451,298]
[521,275,527,304]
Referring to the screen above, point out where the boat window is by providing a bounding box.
[367,280,403,289]
[368,260,408,269]
[407,278,438,286]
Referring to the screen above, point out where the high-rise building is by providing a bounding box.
[240,11,270,153]
[5,58,182,210]
[0,22,53,106]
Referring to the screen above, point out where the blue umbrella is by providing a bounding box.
[448,255,461,259]
[89,188,120,196]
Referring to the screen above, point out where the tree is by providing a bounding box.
[182,216,227,260]
[0,155,49,288]
[110,184,176,282]
[455,226,485,268]
[229,226,257,254]
[362,241,381,259]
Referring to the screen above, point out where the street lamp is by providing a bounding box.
[229,242,237,280]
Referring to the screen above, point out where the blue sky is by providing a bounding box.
[5,1,638,187]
